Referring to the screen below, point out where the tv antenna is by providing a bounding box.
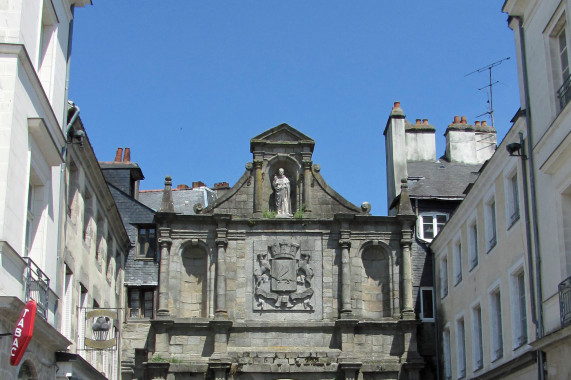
[465,57,510,127]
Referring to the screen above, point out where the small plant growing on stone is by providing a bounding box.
[149,354,167,362]
[263,209,277,218]
[294,204,307,219]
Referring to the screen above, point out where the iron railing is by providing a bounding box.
[23,257,49,320]
[558,75,571,110]
[559,276,571,328]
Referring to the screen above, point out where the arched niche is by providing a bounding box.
[18,361,37,380]
[179,242,210,318]
[264,155,302,214]
[360,242,392,319]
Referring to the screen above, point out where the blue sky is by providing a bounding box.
[69,2,519,215]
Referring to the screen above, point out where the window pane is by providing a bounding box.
[143,291,153,318]
[423,216,434,239]
[422,289,434,319]
[129,289,140,318]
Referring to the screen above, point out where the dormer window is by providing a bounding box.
[418,213,448,241]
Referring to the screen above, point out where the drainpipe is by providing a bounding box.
[429,246,440,380]
[516,132,538,330]
[513,15,545,379]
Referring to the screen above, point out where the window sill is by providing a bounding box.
[507,214,520,231]
[490,353,503,363]
[512,338,528,351]
[469,261,478,272]
[486,240,497,254]
[134,257,156,262]
[126,317,152,323]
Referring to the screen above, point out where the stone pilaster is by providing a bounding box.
[210,319,233,355]
[215,237,228,316]
[336,318,359,352]
[339,361,362,380]
[157,237,172,316]
[253,158,263,215]
[302,153,312,212]
[396,178,416,319]
[339,238,352,315]
[214,215,231,318]
[209,359,232,380]
[336,213,354,317]
[400,319,424,379]
[400,226,414,318]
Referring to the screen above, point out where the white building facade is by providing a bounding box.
[502,0,571,378]
[432,120,537,379]
[432,1,571,378]
[0,1,130,379]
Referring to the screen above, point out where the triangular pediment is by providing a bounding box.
[250,123,315,152]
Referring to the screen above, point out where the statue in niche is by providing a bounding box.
[273,168,292,217]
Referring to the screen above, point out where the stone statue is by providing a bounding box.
[273,168,292,216]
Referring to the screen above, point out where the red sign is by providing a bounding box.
[10,300,37,366]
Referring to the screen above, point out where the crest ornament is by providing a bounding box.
[254,242,314,310]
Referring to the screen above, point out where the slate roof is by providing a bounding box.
[407,159,482,199]
[139,187,216,215]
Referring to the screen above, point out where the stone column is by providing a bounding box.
[209,360,232,380]
[215,237,228,316]
[340,238,352,315]
[253,158,263,215]
[302,153,312,212]
[336,214,354,317]
[401,223,414,318]
[157,238,172,316]
[339,361,362,380]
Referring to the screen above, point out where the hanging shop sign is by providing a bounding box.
[10,300,37,366]
[84,309,118,350]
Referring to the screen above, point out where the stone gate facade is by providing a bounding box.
[123,124,423,380]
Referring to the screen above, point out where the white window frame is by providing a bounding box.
[455,315,467,379]
[420,286,435,322]
[471,301,484,372]
[417,212,448,242]
[488,282,503,362]
[504,166,520,229]
[440,255,449,299]
[509,261,528,349]
[547,6,571,112]
[443,325,452,380]
[38,0,58,99]
[453,238,462,286]
[485,196,497,253]
[468,218,479,271]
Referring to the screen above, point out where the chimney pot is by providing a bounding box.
[482,120,487,126]
[114,148,123,162]
[415,119,421,125]
[423,119,428,124]
[123,147,131,162]
[453,115,460,124]
[461,116,467,124]
[393,101,401,109]
[475,121,481,126]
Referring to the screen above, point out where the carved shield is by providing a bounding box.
[270,258,297,292]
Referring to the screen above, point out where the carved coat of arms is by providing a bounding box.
[254,242,314,310]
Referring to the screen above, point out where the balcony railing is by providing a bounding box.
[23,257,49,320]
[557,75,571,110]
[559,276,571,328]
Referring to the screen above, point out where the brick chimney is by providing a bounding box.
[123,148,131,162]
[114,148,123,162]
